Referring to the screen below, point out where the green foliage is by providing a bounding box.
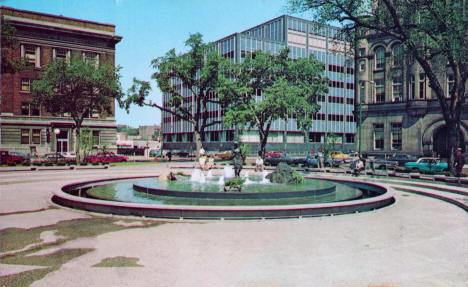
[80,128,94,162]
[292,170,305,184]
[1,17,26,74]
[224,177,245,190]
[218,47,327,157]
[32,57,122,164]
[119,33,230,156]
[92,256,143,267]
[239,142,250,161]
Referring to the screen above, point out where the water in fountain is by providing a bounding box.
[223,166,235,178]
[218,176,225,185]
[206,170,214,179]
[261,170,270,184]
[190,169,206,184]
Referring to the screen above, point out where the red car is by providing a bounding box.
[0,150,25,164]
[86,152,128,164]
[265,151,286,157]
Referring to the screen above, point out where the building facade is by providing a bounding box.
[162,15,356,154]
[0,6,122,155]
[356,33,468,157]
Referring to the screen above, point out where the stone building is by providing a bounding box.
[356,33,467,157]
[0,6,122,155]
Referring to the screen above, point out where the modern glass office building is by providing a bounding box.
[162,15,355,154]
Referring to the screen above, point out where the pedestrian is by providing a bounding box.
[255,151,264,172]
[317,148,324,169]
[167,151,172,162]
[454,148,465,177]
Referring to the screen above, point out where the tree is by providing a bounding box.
[120,33,228,156]
[218,48,328,158]
[288,0,467,174]
[1,17,25,74]
[32,57,123,164]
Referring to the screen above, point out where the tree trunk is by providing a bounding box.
[447,120,460,175]
[75,126,81,165]
[259,135,268,159]
[194,130,203,158]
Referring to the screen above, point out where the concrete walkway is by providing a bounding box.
[1,163,467,286]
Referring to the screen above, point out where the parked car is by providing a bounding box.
[264,154,294,166]
[215,151,233,160]
[173,151,190,157]
[265,151,286,157]
[386,154,417,166]
[30,155,45,165]
[371,158,397,170]
[86,152,129,164]
[291,155,342,168]
[149,149,161,157]
[329,151,349,161]
[0,150,25,164]
[404,158,448,172]
[44,153,68,165]
[60,152,77,164]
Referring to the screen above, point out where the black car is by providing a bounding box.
[264,154,294,166]
[386,154,417,166]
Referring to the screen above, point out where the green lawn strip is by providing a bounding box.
[0,267,56,287]
[0,248,93,287]
[0,217,165,253]
[92,256,143,267]
[108,161,160,166]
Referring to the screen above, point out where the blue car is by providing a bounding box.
[404,158,448,172]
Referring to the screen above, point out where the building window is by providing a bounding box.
[176,133,183,142]
[359,59,366,72]
[392,44,402,67]
[21,129,30,144]
[447,74,454,98]
[21,78,31,92]
[22,44,40,68]
[392,78,403,102]
[20,102,40,116]
[375,79,385,103]
[309,132,323,143]
[83,52,99,67]
[359,81,366,104]
[210,131,219,142]
[32,129,41,145]
[410,75,416,99]
[165,134,172,143]
[419,73,426,99]
[226,130,234,142]
[375,47,385,70]
[53,48,70,60]
[373,123,384,150]
[359,48,366,56]
[345,134,355,143]
[187,133,194,142]
[92,131,100,145]
[391,123,402,150]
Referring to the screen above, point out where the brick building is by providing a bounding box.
[0,6,122,155]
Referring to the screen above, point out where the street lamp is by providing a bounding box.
[54,128,60,164]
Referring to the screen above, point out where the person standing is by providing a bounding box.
[454,148,465,177]
[317,148,324,169]
[255,151,264,172]
[232,142,243,177]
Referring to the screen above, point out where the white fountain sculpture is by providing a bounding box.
[206,169,214,179]
[261,170,270,184]
[223,166,235,178]
[190,169,206,184]
[218,176,225,185]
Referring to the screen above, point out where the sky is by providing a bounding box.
[2,0,308,128]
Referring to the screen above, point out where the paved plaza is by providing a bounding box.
[1,163,467,287]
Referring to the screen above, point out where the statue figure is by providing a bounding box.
[232,142,243,177]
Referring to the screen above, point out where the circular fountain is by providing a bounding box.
[52,166,395,220]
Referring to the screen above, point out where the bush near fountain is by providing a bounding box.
[224,178,245,192]
[266,162,304,184]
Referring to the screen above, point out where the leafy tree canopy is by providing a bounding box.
[218,48,328,157]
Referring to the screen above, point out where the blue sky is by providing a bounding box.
[2,0,307,127]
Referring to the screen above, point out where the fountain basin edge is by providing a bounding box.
[52,175,395,220]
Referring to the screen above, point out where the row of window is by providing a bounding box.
[358,44,402,71]
[309,132,355,143]
[20,44,100,68]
